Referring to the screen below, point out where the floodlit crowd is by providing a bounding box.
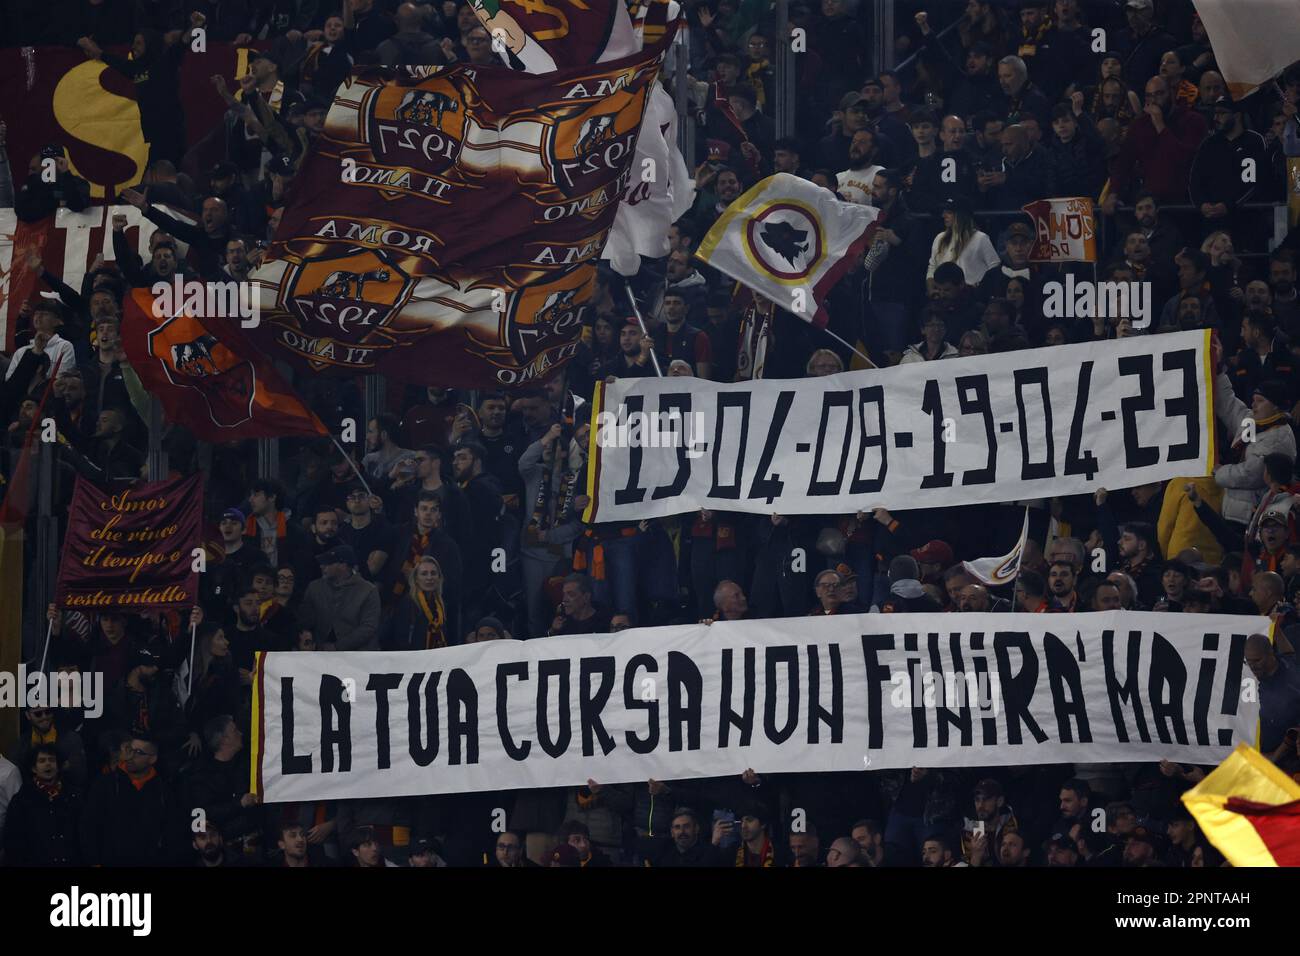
[2,0,1300,867]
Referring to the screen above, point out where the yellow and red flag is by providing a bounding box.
[121,288,328,442]
[1181,744,1300,867]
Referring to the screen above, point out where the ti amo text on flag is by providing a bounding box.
[249,30,674,388]
[252,611,1261,802]
[585,330,1214,522]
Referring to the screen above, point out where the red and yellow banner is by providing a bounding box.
[1022,197,1098,264]
[55,474,204,611]
[1182,744,1300,866]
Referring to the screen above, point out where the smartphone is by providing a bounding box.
[712,809,738,848]
[971,820,985,837]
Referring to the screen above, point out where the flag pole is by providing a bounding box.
[37,620,53,675]
[1010,505,1030,607]
[821,326,877,370]
[329,435,375,498]
[625,286,664,377]
[187,619,198,697]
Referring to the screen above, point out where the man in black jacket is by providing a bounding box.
[3,744,83,866]
[80,734,178,866]
[1189,97,1267,243]
[14,146,91,222]
[646,808,722,867]
[181,716,261,851]
[983,124,1052,211]
[119,186,233,280]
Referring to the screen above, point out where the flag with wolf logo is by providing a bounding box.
[121,288,328,441]
[962,507,1030,588]
[694,173,880,329]
[247,25,674,387]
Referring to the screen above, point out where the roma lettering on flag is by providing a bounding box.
[694,173,880,328]
[56,474,203,611]
[121,287,328,441]
[1022,197,1097,263]
[1181,744,1300,866]
[248,32,673,388]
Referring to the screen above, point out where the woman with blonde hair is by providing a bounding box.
[380,556,450,650]
[806,349,844,376]
[927,199,999,285]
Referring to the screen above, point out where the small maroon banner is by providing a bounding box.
[55,474,203,611]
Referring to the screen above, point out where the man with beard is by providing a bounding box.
[961,779,1018,866]
[836,129,886,205]
[864,169,921,364]
[1268,251,1300,336]
[604,319,658,379]
[120,188,234,280]
[338,486,394,583]
[1105,75,1208,208]
[1045,560,1079,611]
[998,830,1031,866]
[653,291,712,376]
[948,42,1001,119]
[713,804,781,867]
[691,165,744,234]
[921,834,966,867]
[229,584,286,674]
[646,808,719,866]
[80,735,176,866]
[9,706,87,788]
[1190,98,1266,241]
[451,441,503,623]
[469,392,525,509]
[192,821,238,867]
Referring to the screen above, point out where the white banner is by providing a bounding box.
[253,611,1262,803]
[585,331,1214,521]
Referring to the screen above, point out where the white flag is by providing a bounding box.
[602,84,696,277]
[1192,0,1300,97]
[695,173,880,327]
[963,508,1030,587]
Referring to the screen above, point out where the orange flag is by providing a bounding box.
[121,287,328,441]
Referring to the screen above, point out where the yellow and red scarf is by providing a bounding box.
[413,588,447,649]
[736,836,776,867]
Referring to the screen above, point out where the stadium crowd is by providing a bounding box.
[2,0,1300,868]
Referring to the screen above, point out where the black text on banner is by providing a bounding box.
[585,330,1214,520]
[253,611,1260,803]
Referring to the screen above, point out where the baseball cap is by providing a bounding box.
[318,544,357,567]
[475,616,505,635]
[220,507,246,523]
[834,562,858,582]
[1046,833,1077,852]
[1212,95,1239,112]
[1005,221,1034,241]
[1126,0,1153,9]
[129,647,161,671]
[910,540,955,567]
[269,153,297,178]
[973,778,1003,799]
[40,144,65,160]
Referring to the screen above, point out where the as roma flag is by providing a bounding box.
[248,26,675,388]
[121,288,328,441]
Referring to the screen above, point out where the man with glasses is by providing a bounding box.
[810,569,844,616]
[489,831,536,867]
[9,704,87,788]
[81,735,177,866]
[338,482,395,582]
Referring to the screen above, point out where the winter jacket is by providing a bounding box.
[299,572,382,650]
[1214,370,1298,524]
[3,780,83,866]
[1109,106,1208,202]
[80,766,178,866]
